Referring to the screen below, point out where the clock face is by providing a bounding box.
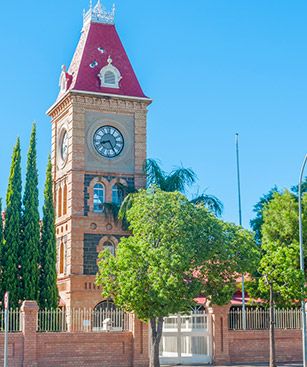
[93,126,124,158]
[61,131,68,162]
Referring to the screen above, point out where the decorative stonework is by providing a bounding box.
[83,1,115,26]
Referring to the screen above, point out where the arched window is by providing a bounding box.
[103,241,115,256]
[63,183,68,215]
[93,300,125,330]
[58,187,62,217]
[93,183,105,213]
[95,300,117,312]
[112,184,124,205]
[59,242,65,274]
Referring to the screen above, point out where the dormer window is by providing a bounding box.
[98,56,122,89]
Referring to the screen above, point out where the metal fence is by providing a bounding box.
[228,308,302,330]
[38,308,67,332]
[0,309,21,332]
[38,308,132,333]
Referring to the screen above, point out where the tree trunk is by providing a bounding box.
[269,283,277,367]
[149,317,164,367]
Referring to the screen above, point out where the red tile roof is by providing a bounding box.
[67,22,147,99]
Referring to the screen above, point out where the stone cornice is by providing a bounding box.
[47,92,73,119]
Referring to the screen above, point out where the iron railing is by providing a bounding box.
[228,308,302,330]
[37,308,132,332]
[38,308,67,332]
[0,309,21,332]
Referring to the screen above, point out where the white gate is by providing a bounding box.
[160,306,212,365]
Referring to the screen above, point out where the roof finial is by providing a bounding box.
[83,1,116,25]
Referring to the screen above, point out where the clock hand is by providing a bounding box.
[101,140,115,151]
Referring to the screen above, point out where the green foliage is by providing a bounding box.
[199,220,259,305]
[2,139,22,307]
[291,176,307,196]
[190,192,224,218]
[144,159,196,193]
[144,159,223,216]
[0,199,3,243]
[250,191,307,306]
[21,124,40,301]
[0,199,3,293]
[97,188,258,320]
[98,189,201,320]
[39,157,58,309]
[250,186,279,245]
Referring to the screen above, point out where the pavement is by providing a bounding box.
[162,364,303,367]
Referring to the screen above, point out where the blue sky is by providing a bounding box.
[0,1,306,228]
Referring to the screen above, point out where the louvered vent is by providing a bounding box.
[104,71,116,85]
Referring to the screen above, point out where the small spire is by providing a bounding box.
[107,56,112,65]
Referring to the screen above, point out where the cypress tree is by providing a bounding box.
[0,199,3,295]
[39,156,58,309]
[21,124,40,301]
[3,139,22,308]
[0,199,3,242]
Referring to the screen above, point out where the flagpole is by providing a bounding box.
[235,133,246,330]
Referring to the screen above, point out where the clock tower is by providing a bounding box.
[47,2,151,310]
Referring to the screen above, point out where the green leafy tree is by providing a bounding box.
[2,139,22,307]
[39,156,58,309]
[97,188,258,367]
[249,191,307,367]
[250,186,279,245]
[21,124,40,301]
[291,176,307,196]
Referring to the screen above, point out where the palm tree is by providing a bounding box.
[119,159,223,221]
[145,159,223,216]
[145,159,196,192]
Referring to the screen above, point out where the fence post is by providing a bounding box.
[21,301,38,367]
[130,314,149,367]
[211,305,231,364]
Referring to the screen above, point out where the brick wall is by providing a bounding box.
[228,329,302,363]
[211,304,303,365]
[36,332,133,367]
[0,334,23,367]
[0,301,303,366]
[0,301,148,367]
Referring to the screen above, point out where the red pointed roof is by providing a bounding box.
[66,22,147,99]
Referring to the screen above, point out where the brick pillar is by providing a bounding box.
[210,305,231,365]
[21,301,38,367]
[131,315,149,367]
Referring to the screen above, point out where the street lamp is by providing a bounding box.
[299,154,307,367]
